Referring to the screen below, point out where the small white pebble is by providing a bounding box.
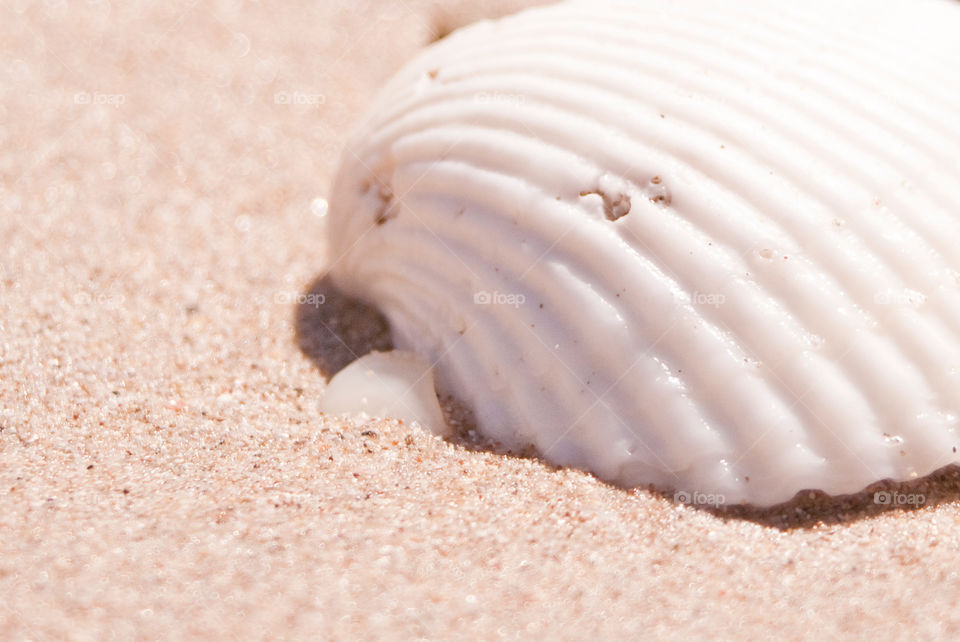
[310,197,329,218]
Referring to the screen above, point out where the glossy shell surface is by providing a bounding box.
[327,0,960,505]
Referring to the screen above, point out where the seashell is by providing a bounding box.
[324,0,960,506]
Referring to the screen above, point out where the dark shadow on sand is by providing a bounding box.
[659,465,960,531]
[294,274,392,380]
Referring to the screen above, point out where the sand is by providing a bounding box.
[2,1,960,639]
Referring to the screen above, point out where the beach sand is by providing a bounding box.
[2,1,960,639]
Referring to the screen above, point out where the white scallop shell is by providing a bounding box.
[326,0,960,506]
